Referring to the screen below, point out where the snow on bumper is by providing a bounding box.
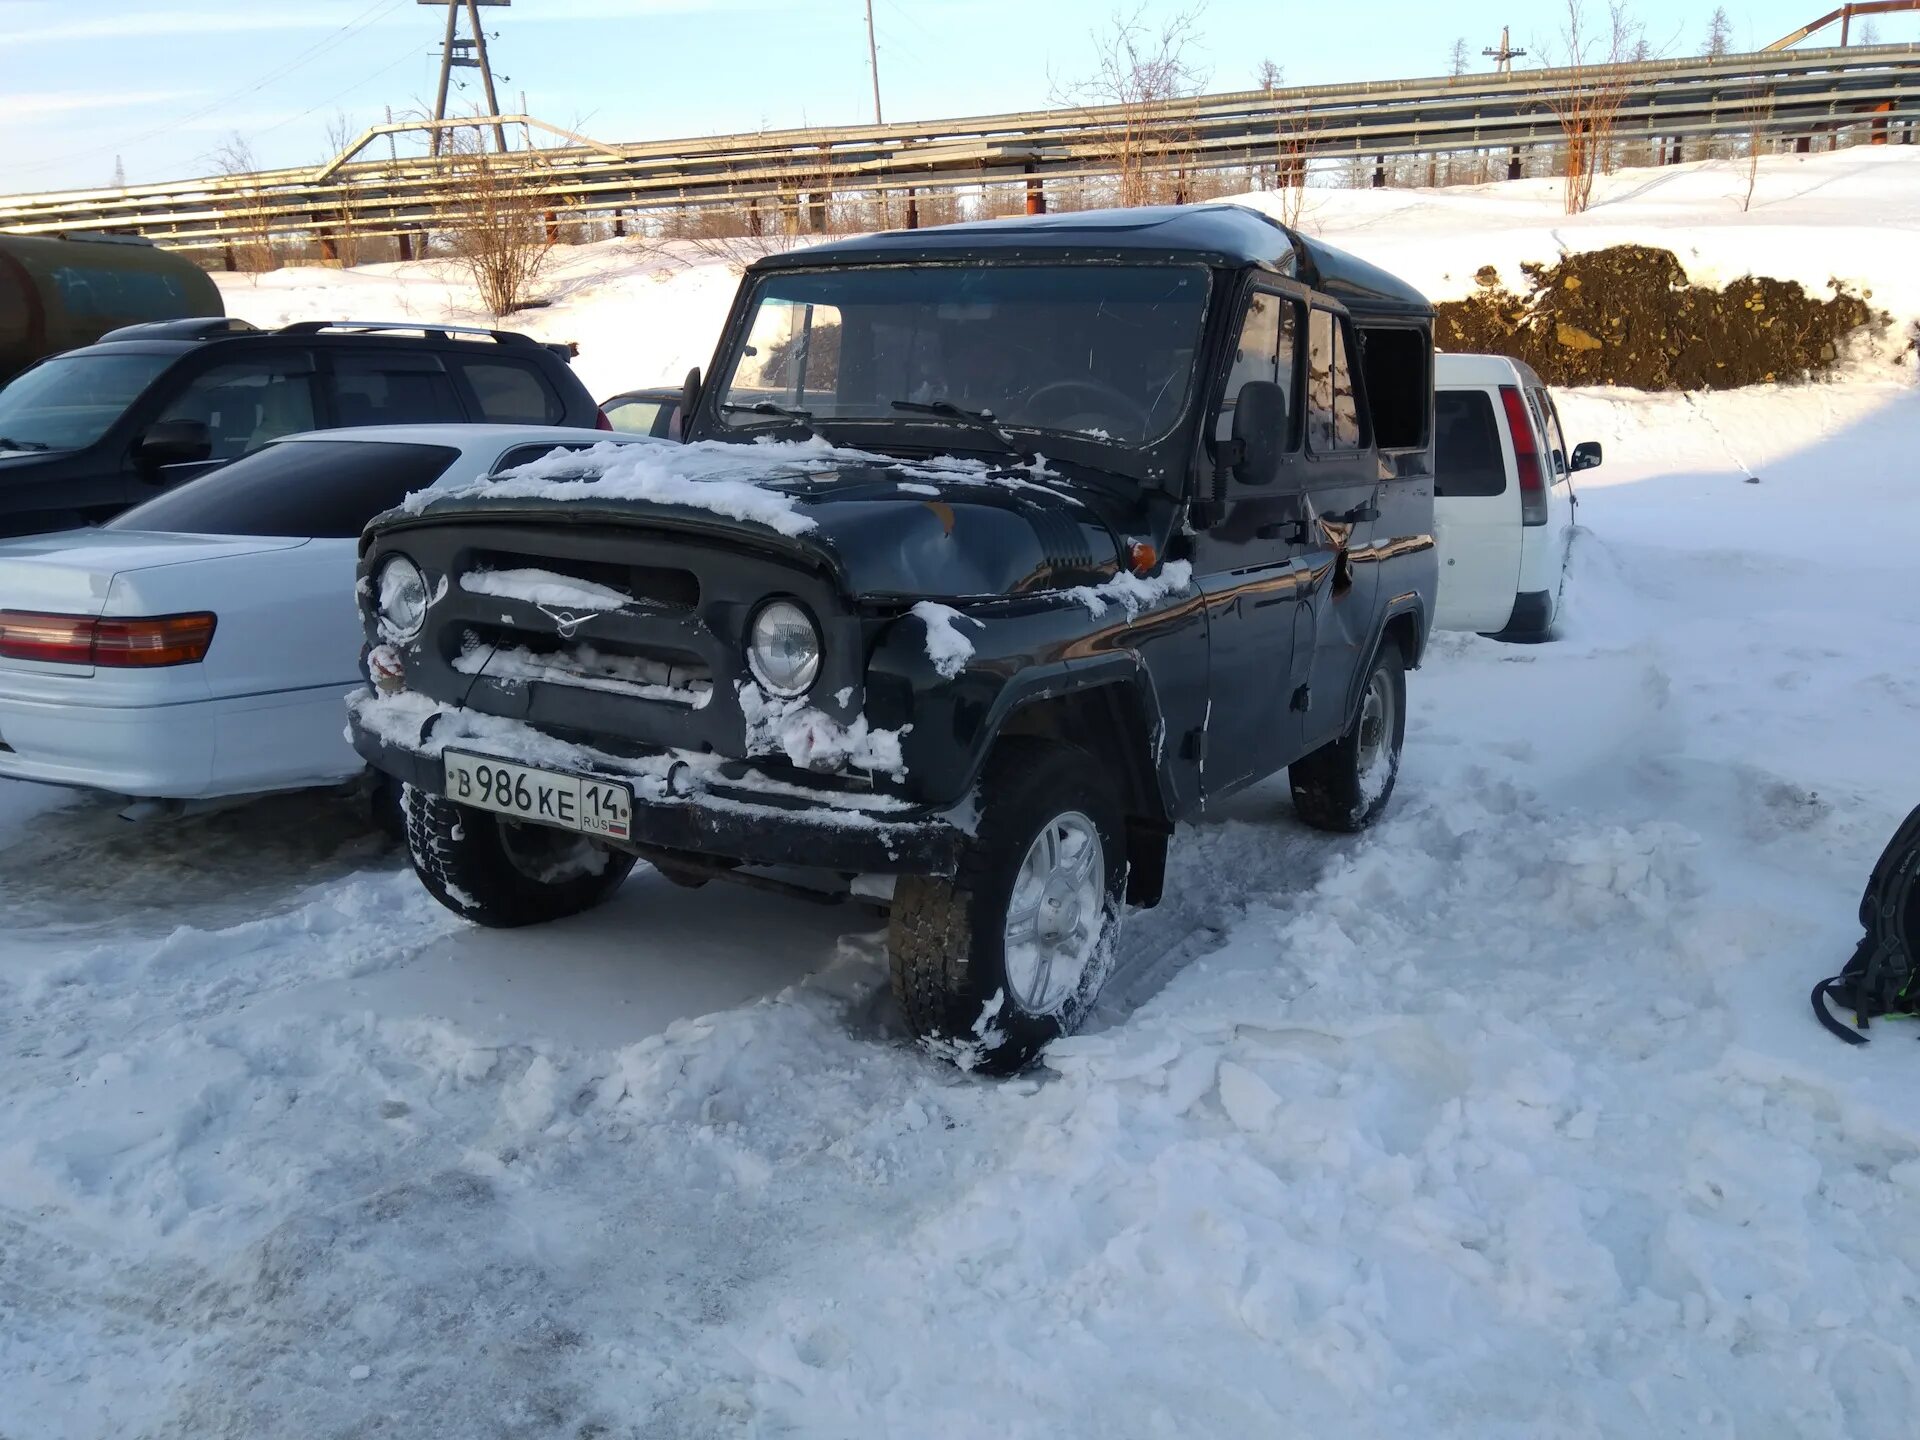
[347,687,964,874]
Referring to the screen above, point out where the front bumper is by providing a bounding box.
[349,688,962,876]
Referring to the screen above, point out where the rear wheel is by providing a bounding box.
[405,786,636,927]
[888,740,1124,1075]
[1290,642,1406,832]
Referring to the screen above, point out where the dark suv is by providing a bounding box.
[349,205,1439,1073]
[0,318,601,537]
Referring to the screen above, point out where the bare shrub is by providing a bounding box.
[211,134,279,275]
[1543,0,1643,215]
[1057,4,1208,209]
[439,125,555,316]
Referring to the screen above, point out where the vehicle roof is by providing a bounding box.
[267,424,648,453]
[1436,352,1548,388]
[752,203,1433,317]
[602,387,683,403]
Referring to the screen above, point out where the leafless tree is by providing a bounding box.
[1543,0,1643,215]
[1057,5,1209,209]
[439,124,555,316]
[1450,37,1472,76]
[210,134,279,275]
[1704,7,1732,57]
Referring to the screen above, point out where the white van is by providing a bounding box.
[1432,353,1599,639]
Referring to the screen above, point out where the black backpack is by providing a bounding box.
[1813,805,1920,1044]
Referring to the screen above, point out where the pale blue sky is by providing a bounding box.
[2,0,1914,194]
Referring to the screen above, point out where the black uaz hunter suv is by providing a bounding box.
[348,205,1440,1073]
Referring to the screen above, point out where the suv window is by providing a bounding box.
[107,439,460,538]
[1215,290,1300,449]
[1306,309,1364,452]
[1434,390,1507,498]
[463,360,562,425]
[155,354,319,461]
[330,350,464,426]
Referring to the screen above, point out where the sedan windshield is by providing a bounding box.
[718,264,1209,448]
[0,352,174,453]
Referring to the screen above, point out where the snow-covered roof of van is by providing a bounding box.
[753,203,1433,318]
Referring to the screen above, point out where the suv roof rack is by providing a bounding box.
[97,316,259,343]
[275,320,539,348]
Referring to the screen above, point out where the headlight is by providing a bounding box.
[747,600,821,697]
[375,554,429,642]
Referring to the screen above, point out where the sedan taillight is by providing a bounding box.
[0,611,217,667]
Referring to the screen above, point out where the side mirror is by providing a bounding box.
[1229,380,1287,487]
[1571,440,1603,472]
[680,366,702,433]
[137,419,211,470]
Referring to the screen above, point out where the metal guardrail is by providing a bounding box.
[2,44,1917,253]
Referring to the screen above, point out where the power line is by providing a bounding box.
[11,0,410,181]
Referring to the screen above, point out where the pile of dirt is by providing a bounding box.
[1434,245,1889,390]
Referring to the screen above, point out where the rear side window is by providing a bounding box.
[329,350,464,426]
[106,439,459,538]
[1434,390,1508,498]
[604,397,664,435]
[1306,309,1364,452]
[463,360,562,424]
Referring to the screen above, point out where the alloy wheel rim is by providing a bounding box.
[1002,811,1105,1015]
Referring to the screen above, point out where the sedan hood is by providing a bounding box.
[393,441,1145,600]
[0,529,311,616]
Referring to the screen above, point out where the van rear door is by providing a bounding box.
[1433,386,1521,632]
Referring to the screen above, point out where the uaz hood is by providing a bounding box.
[384,442,1143,601]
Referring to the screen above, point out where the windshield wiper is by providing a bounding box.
[890,399,1035,462]
[0,436,51,453]
[719,400,819,437]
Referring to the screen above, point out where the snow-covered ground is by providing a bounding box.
[3,148,1919,1437]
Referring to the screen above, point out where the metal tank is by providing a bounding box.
[0,233,223,383]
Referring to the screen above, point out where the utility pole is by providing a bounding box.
[422,0,511,155]
[1483,25,1526,75]
[864,0,884,123]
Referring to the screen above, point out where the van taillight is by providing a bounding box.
[1499,385,1549,527]
[0,611,217,667]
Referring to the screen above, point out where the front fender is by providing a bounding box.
[864,597,1174,812]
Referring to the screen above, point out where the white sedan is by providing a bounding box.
[0,425,656,803]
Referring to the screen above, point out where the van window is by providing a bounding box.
[1215,290,1299,448]
[1434,390,1507,498]
[1355,326,1430,451]
[1533,388,1571,478]
[463,360,562,424]
[107,439,460,538]
[1306,309,1364,452]
[155,355,319,461]
[330,350,464,426]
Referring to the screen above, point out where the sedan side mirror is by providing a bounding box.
[1571,440,1603,472]
[1229,380,1288,487]
[137,419,212,470]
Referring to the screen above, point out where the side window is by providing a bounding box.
[1306,309,1365,453]
[155,354,319,461]
[1534,388,1570,477]
[602,398,663,435]
[463,360,562,425]
[1214,290,1299,449]
[329,350,464,427]
[1433,390,1508,498]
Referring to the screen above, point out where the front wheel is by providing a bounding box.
[888,740,1124,1075]
[404,787,636,927]
[1289,642,1406,832]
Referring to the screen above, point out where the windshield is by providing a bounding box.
[0,352,174,453]
[717,263,1209,448]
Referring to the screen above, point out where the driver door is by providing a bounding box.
[1190,284,1309,799]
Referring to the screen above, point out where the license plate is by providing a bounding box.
[443,751,632,840]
